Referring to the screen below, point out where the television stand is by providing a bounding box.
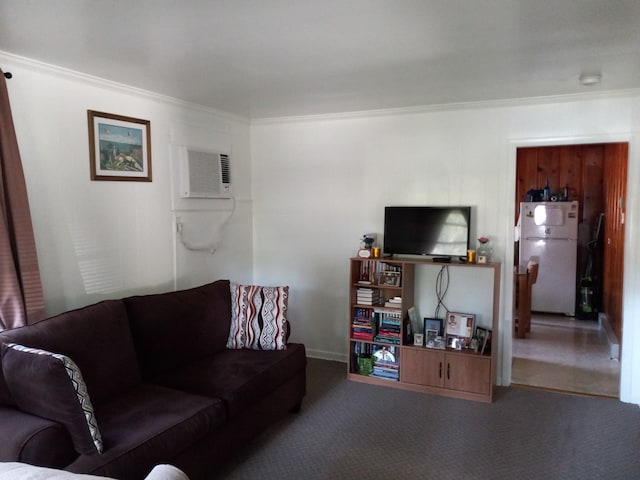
[432,256,451,263]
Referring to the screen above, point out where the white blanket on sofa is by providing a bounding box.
[0,463,189,480]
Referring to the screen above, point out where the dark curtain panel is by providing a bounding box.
[0,69,45,329]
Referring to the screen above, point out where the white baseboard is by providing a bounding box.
[306,349,347,363]
[599,312,620,360]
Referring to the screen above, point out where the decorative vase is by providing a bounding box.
[477,237,493,263]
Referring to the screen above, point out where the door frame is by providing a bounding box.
[502,132,639,404]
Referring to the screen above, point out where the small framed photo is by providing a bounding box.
[424,317,443,336]
[378,271,401,286]
[446,334,463,350]
[475,327,492,355]
[88,110,152,182]
[413,333,424,346]
[424,329,439,348]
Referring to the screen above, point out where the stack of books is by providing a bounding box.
[356,288,380,306]
[374,309,402,344]
[371,345,399,381]
[384,296,402,308]
[351,308,375,341]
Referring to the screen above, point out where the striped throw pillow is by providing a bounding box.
[227,283,289,350]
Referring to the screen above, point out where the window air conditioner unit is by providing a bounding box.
[179,148,232,199]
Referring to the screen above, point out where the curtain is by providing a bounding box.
[0,69,45,329]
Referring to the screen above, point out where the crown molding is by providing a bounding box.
[3,49,639,127]
[251,88,640,125]
[0,50,249,125]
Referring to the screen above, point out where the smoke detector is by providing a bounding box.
[579,73,602,86]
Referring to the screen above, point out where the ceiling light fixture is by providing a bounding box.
[579,73,602,86]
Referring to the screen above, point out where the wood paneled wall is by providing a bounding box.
[515,144,627,343]
[602,143,627,342]
[515,145,604,226]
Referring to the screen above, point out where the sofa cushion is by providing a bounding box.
[66,384,226,480]
[124,280,232,378]
[0,299,140,405]
[1,343,103,455]
[0,405,77,468]
[150,343,306,417]
[227,283,289,351]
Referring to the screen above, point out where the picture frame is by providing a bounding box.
[378,271,401,287]
[446,334,463,350]
[413,333,424,347]
[475,327,492,355]
[424,317,443,336]
[445,312,475,343]
[88,110,152,182]
[407,306,422,335]
[424,329,439,348]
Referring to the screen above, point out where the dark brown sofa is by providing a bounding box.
[0,280,307,480]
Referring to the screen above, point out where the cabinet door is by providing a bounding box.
[445,354,491,395]
[401,349,444,387]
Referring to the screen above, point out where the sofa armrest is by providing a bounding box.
[0,405,77,468]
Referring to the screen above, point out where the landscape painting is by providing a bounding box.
[88,110,152,182]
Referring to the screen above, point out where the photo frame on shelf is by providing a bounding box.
[378,271,401,287]
[475,327,492,355]
[424,329,439,348]
[424,317,443,336]
[413,333,424,347]
[445,312,475,346]
[408,306,422,335]
[446,334,463,350]
[88,110,152,182]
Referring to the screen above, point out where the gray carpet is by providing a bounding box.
[215,358,640,480]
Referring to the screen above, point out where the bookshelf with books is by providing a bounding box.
[348,257,501,403]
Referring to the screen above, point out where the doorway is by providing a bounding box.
[511,143,627,397]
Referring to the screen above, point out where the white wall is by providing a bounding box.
[3,50,639,404]
[250,95,640,404]
[1,53,254,316]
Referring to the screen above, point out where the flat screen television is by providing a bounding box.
[383,206,471,259]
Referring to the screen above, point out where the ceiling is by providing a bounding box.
[1,0,639,119]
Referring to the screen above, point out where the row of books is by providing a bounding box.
[352,307,375,341]
[374,309,402,345]
[352,342,399,381]
[352,308,404,344]
[357,260,403,285]
[371,344,400,382]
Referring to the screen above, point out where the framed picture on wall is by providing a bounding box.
[88,110,152,182]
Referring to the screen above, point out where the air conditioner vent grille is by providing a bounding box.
[219,153,231,184]
[179,148,232,199]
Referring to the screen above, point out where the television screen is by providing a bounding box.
[383,206,471,258]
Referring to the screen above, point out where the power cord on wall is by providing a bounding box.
[434,265,450,319]
[176,197,236,254]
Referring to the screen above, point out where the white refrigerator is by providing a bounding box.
[518,201,579,316]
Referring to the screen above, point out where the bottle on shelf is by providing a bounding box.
[543,179,551,201]
[477,237,493,264]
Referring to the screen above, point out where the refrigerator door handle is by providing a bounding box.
[524,237,574,241]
